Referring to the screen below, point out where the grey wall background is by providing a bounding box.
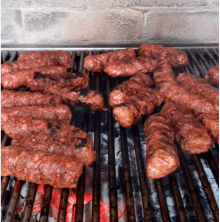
[1,0,219,47]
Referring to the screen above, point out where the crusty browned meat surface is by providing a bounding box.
[1,105,72,122]
[153,59,219,143]
[205,65,219,84]
[153,60,218,116]
[144,113,179,179]
[160,102,212,154]
[177,73,219,111]
[11,125,96,167]
[112,88,163,128]
[200,114,219,144]
[29,81,104,111]
[139,44,188,67]
[1,70,88,90]
[84,48,135,72]
[17,51,72,68]
[1,145,83,188]
[1,117,48,139]
[109,73,153,106]
[104,57,157,77]
[1,62,18,74]
[1,90,61,107]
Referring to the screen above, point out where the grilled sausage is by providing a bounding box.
[177,73,219,111]
[1,105,72,122]
[104,57,157,77]
[112,88,163,128]
[139,44,188,67]
[160,102,212,154]
[1,145,83,188]
[11,125,96,167]
[17,51,72,68]
[1,90,61,107]
[144,113,179,179]
[109,73,153,106]
[1,70,88,90]
[205,66,219,84]
[84,48,135,72]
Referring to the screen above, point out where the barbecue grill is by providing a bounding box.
[1,45,219,222]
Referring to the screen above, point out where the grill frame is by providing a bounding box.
[1,46,219,222]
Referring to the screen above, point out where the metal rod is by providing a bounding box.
[21,183,38,222]
[4,180,23,222]
[107,75,118,222]
[75,51,90,222]
[119,126,136,222]
[70,51,76,73]
[1,176,10,205]
[183,50,195,74]
[8,51,18,62]
[154,179,170,222]
[169,174,188,222]
[191,155,219,221]
[132,125,153,222]
[201,151,219,186]
[2,51,9,61]
[188,50,206,77]
[92,60,101,221]
[212,48,219,57]
[177,148,206,222]
[39,185,53,222]
[57,188,70,222]
[205,49,219,66]
[195,49,211,71]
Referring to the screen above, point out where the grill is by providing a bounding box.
[1,45,219,222]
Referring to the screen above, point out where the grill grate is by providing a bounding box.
[1,46,219,222]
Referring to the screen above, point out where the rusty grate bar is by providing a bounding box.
[132,125,153,221]
[4,180,23,222]
[21,183,38,222]
[106,74,118,222]
[205,49,219,66]
[188,50,206,76]
[177,147,206,222]
[168,174,188,222]
[199,151,219,187]
[92,52,101,221]
[39,185,53,222]
[191,155,219,221]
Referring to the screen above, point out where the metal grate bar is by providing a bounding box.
[188,50,206,76]
[107,75,118,222]
[119,126,136,221]
[169,174,188,222]
[205,49,219,66]
[200,151,219,186]
[177,147,206,222]
[21,183,38,222]
[196,49,211,71]
[92,55,101,221]
[4,180,23,222]
[57,188,69,222]
[2,51,9,61]
[74,51,88,222]
[210,48,219,59]
[154,179,170,221]
[39,185,53,222]
[183,50,195,74]
[132,125,153,222]
[191,155,219,221]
